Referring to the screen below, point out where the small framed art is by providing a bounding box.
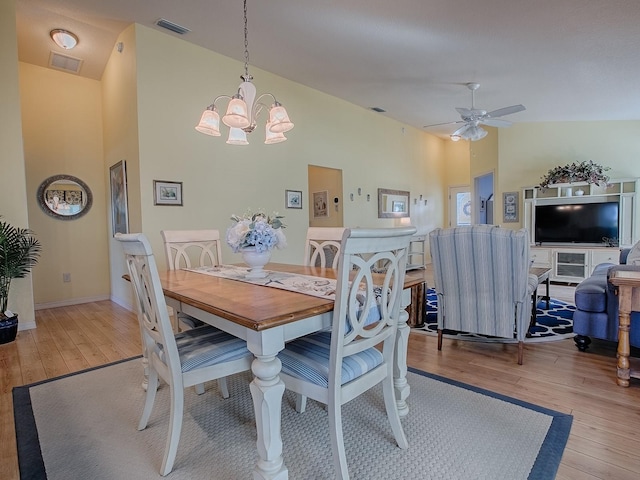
[110,160,129,235]
[503,191,519,223]
[285,189,303,209]
[153,180,183,206]
[313,190,329,218]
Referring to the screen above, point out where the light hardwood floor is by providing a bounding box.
[2,285,640,479]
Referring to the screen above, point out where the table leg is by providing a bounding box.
[394,288,412,417]
[545,276,550,310]
[617,286,631,387]
[249,354,288,480]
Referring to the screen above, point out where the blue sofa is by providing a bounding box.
[573,249,640,351]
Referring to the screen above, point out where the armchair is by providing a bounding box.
[573,248,640,350]
[429,225,538,364]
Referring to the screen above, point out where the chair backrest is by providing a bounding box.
[429,225,531,340]
[304,227,346,268]
[117,233,181,380]
[330,227,415,384]
[161,229,223,270]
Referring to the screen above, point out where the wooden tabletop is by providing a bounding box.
[156,263,428,332]
[609,269,640,286]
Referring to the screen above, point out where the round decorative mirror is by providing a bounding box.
[36,174,93,220]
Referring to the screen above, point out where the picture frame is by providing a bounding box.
[153,180,183,206]
[378,188,410,218]
[312,190,329,218]
[503,191,519,223]
[285,189,303,209]
[109,160,129,236]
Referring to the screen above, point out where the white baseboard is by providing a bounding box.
[35,295,111,311]
[110,294,133,312]
[18,320,37,331]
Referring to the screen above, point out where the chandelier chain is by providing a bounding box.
[243,0,250,79]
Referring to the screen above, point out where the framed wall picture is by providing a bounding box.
[109,160,129,236]
[153,180,183,206]
[503,191,519,223]
[285,189,303,209]
[313,190,329,218]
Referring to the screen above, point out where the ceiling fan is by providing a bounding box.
[424,83,526,141]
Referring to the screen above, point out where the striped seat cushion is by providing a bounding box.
[174,325,252,372]
[279,331,384,388]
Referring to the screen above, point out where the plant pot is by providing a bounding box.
[0,314,18,344]
[241,248,272,279]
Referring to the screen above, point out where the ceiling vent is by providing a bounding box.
[49,51,83,74]
[155,18,191,35]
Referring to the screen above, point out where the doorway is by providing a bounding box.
[307,165,343,227]
[448,185,471,227]
[474,172,494,225]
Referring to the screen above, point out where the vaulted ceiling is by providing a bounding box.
[16,0,640,138]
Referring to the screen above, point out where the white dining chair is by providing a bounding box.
[279,227,415,480]
[116,233,253,476]
[161,229,223,329]
[161,229,230,396]
[304,227,346,268]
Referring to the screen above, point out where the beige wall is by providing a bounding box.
[0,0,36,328]
[20,63,110,307]
[102,25,141,307]
[498,121,640,230]
[124,24,444,298]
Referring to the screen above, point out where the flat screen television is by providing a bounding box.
[534,202,619,245]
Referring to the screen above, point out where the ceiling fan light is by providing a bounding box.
[50,29,78,49]
[464,126,488,141]
[222,95,250,128]
[450,134,461,142]
[195,108,221,136]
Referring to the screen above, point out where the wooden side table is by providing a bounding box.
[609,270,640,387]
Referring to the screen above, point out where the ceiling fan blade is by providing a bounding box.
[423,120,464,129]
[486,104,526,118]
[480,118,512,128]
[455,107,472,117]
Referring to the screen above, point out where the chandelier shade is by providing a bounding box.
[195,0,293,145]
[195,108,221,136]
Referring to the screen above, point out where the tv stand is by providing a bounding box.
[530,245,619,283]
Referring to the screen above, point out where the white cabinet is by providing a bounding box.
[523,178,638,248]
[530,246,620,283]
[406,234,426,270]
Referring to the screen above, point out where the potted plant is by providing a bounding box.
[0,217,41,344]
[538,160,610,191]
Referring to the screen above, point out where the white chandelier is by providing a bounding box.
[195,0,294,145]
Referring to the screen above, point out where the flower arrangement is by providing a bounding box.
[226,210,286,253]
[539,160,610,190]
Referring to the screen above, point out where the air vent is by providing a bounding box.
[155,18,191,35]
[49,51,83,74]
[370,107,386,113]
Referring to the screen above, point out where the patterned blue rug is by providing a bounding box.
[414,288,575,342]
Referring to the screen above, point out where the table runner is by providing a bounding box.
[187,265,338,300]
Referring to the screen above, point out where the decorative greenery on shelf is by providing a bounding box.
[538,160,610,190]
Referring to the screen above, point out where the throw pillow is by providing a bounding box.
[626,241,640,265]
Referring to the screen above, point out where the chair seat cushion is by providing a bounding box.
[175,325,252,372]
[279,331,384,388]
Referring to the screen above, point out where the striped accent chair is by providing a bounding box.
[279,226,416,480]
[429,225,538,365]
[116,233,252,476]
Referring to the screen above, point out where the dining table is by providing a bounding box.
[157,262,427,480]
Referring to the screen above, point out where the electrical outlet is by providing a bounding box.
[63,273,71,283]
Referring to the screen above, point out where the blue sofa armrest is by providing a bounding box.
[619,248,631,264]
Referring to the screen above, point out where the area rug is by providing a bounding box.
[13,358,572,480]
[413,288,575,343]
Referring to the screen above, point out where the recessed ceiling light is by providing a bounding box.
[50,29,78,50]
